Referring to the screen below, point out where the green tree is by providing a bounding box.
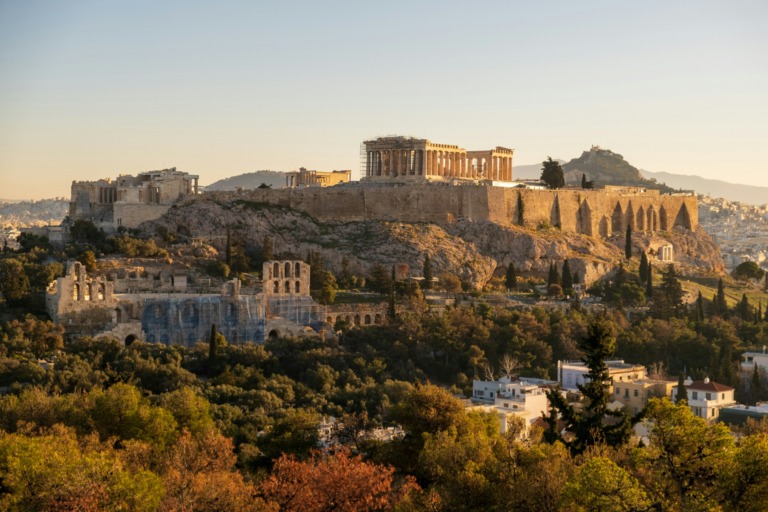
[562,259,573,294]
[540,157,565,189]
[505,263,518,290]
[713,278,729,318]
[696,290,706,322]
[581,173,587,189]
[737,293,752,321]
[422,254,433,290]
[77,250,98,273]
[625,224,633,260]
[319,271,338,305]
[548,262,560,287]
[651,264,685,319]
[562,456,651,512]
[676,373,688,404]
[367,264,391,295]
[517,193,525,225]
[645,264,653,298]
[545,318,639,454]
[0,258,30,305]
[639,252,649,283]
[732,261,765,283]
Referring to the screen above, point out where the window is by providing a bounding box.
[475,390,484,397]
[692,391,698,400]
[615,388,620,395]
[624,389,629,398]
[722,393,725,399]
[634,389,639,397]
[705,393,711,400]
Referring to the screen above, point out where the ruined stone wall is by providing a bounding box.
[202,184,698,236]
[113,203,174,230]
[46,261,117,331]
[325,303,388,327]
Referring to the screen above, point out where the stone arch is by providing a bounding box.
[83,284,91,301]
[598,215,610,238]
[273,262,280,277]
[125,334,137,346]
[184,302,197,319]
[577,200,593,235]
[295,281,300,293]
[352,314,359,326]
[636,206,646,231]
[364,314,372,325]
[273,280,280,293]
[284,280,291,293]
[73,283,80,301]
[284,261,291,277]
[659,206,669,231]
[97,283,105,300]
[115,307,123,323]
[268,329,280,339]
[625,201,635,230]
[611,203,624,234]
[345,315,351,323]
[550,195,561,228]
[375,314,382,324]
[674,203,692,230]
[295,262,301,275]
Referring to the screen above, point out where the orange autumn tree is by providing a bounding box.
[259,448,418,512]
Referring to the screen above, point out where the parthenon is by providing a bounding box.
[363,136,514,182]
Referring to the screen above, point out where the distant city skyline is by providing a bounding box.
[1,0,767,200]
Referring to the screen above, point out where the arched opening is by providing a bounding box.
[97,284,104,301]
[273,262,280,277]
[295,281,301,293]
[550,195,561,228]
[268,329,280,339]
[73,283,80,301]
[659,206,669,231]
[83,284,91,301]
[625,202,635,230]
[611,203,624,234]
[125,334,137,346]
[636,206,645,231]
[295,262,301,275]
[115,308,123,323]
[284,280,291,293]
[598,216,610,238]
[577,200,593,235]
[374,314,382,324]
[364,314,371,325]
[354,315,361,326]
[647,206,657,232]
[285,261,291,277]
[673,203,692,230]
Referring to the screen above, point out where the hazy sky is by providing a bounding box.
[1,0,767,200]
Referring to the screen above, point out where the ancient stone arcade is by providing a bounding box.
[285,167,352,188]
[363,136,514,182]
[46,260,331,346]
[69,167,200,232]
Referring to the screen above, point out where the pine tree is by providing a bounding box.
[639,252,649,283]
[544,318,639,455]
[562,259,573,293]
[422,254,433,290]
[657,264,685,318]
[540,157,565,189]
[517,193,525,225]
[625,224,633,260]
[548,262,560,287]
[581,173,587,189]
[675,374,688,404]
[505,263,517,290]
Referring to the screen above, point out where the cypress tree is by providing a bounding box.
[714,278,728,317]
[422,254,433,290]
[517,193,525,225]
[646,264,653,298]
[505,263,518,290]
[738,293,751,321]
[696,291,705,323]
[676,373,688,404]
[758,302,763,324]
[639,252,649,283]
[548,262,560,287]
[751,364,762,406]
[625,224,633,260]
[562,259,573,293]
[225,228,232,267]
[581,173,587,189]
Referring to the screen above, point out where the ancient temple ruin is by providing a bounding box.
[362,136,514,182]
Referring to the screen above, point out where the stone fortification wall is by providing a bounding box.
[201,184,697,236]
[113,203,174,230]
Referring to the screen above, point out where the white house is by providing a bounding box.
[557,359,646,392]
[471,377,553,436]
[741,350,768,374]
[672,377,736,421]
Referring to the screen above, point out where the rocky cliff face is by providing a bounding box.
[143,195,724,288]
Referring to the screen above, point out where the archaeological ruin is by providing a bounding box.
[69,167,200,231]
[363,136,514,182]
[285,167,352,188]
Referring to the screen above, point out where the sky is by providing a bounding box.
[1,0,767,200]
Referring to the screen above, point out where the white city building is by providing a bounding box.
[557,359,646,392]
[672,377,736,421]
[471,377,553,436]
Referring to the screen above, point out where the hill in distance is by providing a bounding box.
[515,148,767,205]
[204,171,286,191]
